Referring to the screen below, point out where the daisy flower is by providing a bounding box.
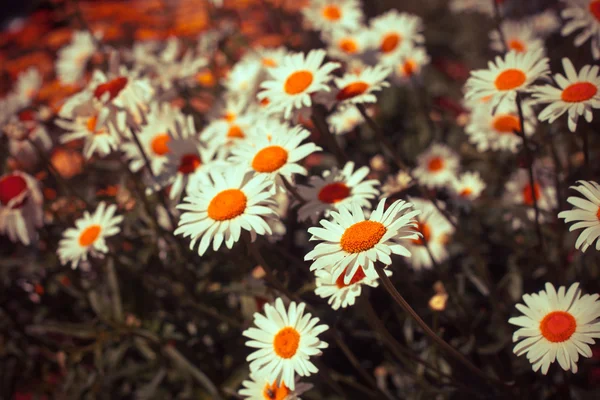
[450,171,486,201]
[561,0,600,60]
[331,65,391,108]
[490,21,545,54]
[301,0,364,33]
[174,169,278,256]
[305,198,420,284]
[529,9,562,37]
[258,49,340,119]
[327,105,366,135]
[448,0,497,15]
[504,169,556,222]
[531,58,600,132]
[403,198,455,270]
[464,49,550,109]
[229,125,321,190]
[370,10,424,64]
[391,46,430,84]
[296,161,380,223]
[223,57,264,103]
[324,27,374,61]
[243,298,329,390]
[57,202,124,268]
[465,101,536,153]
[200,107,256,147]
[509,282,600,374]
[0,172,43,246]
[412,144,460,189]
[238,373,312,400]
[15,68,42,107]
[315,265,391,310]
[558,180,600,252]
[56,30,97,85]
[254,46,290,70]
[4,110,52,166]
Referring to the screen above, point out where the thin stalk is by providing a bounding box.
[281,176,306,204]
[163,345,223,400]
[492,0,507,52]
[582,129,590,171]
[312,104,348,167]
[105,257,123,323]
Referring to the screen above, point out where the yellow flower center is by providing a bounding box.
[492,114,521,134]
[150,133,171,155]
[273,327,300,359]
[411,222,431,246]
[561,82,598,103]
[459,188,473,198]
[381,33,401,53]
[178,154,201,174]
[207,189,247,221]
[263,380,291,400]
[539,311,576,343]
[322,5,341,21]
[494,68,526,91]
[284,70,313,95]
[262,57,277,68]
[86,116,106,135]
[339,38,358,54]
[427,157,444,172]
[522,183,541,205]
[336,81,369,101]
[79,224,102,246]
[508,39,526,52]
[227,124,245,139]
[318,182,350,204]
[340,220,387,253]
[252,146,288,173]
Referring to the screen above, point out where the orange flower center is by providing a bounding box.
[340,220,387,253]
[262,57,277,68]
[178,154,201,174]
[224,112,236,122]
[561,82,598,103]
[597,206,600,220]
[263,380,291,400]
[381,33,401,53]
[273,327,300,359]
[494,69,526,91]
[335,266,366,288]
[508,39,526,52]
[459,188,473,198]
[591,0,600,22]
[0,175,28,206]
[260,97,270,107]
[207,189,247,221]
[284,70,313,95]
[522,182,541,205]
[93,76,128,100]
[79,224,102,246]
[411,222,431,245]
[227,125,245,138]
[492,114,521,134]
[339,38,358,54]
[540,311,576,343]
[322,5,341,21]
[251,146,288,173]
[86,116,106,135]
[318,182,350,204]
[150,133,171,155]
[336,81,369,101]
[427,157,444,172]
[401,59,417,76]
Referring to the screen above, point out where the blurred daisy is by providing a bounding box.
[561,0,600,60]
[254,46,289,70]
[403,198,454,270]
[15,68,42,107]
[324,27,373,61]
[370,10,424,64]
[243,298,328,390]
[230,125,321,189]
[201,108,256,147]
[450,171,486,201]
[558,180,600,252]
[238,372,312,400]
[332,65,391,108]
[382,171,413,197]
[305,199,419,284]
[509,282,600,374]
[465,49,550,109]
[529,10,562,37]
[301,0,364,33]
[327,105,366,135]
[56,30,97,85]
[504,169,556,222]
[490,21,545,54]
[4,109,52,166]
[57,202,124,268]
[223,57,263,102]
[532,58,600,132]
[391,46,430,84]
[296,161,379,223]
[175,169,277,256]
[449,0,498,15]
[258,49,340,119]
[315,265,391,309]
[0,172,43,245]
[413,144,460,189]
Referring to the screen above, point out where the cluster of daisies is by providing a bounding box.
[2,0,600,397]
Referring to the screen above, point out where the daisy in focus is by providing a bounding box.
[370,10,424,64]
[561,0,600,60]
[57,202,124,268]
[412,144,460,189]
[504,169,556,222]
[238,373,312,400]
[509,282,600,374]
[531,58,600,132]
[305,198,420,284]
[301,0,364,33]
[490,21,545,54]
[174,169,278,256]
[243,298,328,390]
[465,49,550,109]
[296,161,380,223]
[331,65,391,108]
[0,171,43,246]
[450,171,486,201]
[558,180,600,252]
[258,49,340,119]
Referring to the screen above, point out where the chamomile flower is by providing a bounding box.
[509,282,600,374]
[175,169,278,256]
[230,125,321,190]
[327,105,366,135]
[315,265,391,310]
[0,172,43,246]
[331,65,391,108]
[305,198,420,284]
[370,10,424,64]
[412,144,460,189]
[223,57,264,102]
[4,110,52,165]
[243,298,329,390]
[258,49,340,119]
[450,171,486,201]
[238,373,312,400]
[57,202,124,268]
[531,58,600,132]
[561,0,600,60]
[200,101,256,147]
[324,27,374,61]
[391,46,430,84]
[504,169,556,222]
[403,198,455,270]
[296,161,380,223]
[254,46,289,70]
[465,101,536,153]
[15,68,42,107]
[448,0,497,15]
[490,21,545,54]
[465,49,550,109]
[56,30,97,85]
[558,180,600,252]
[301,0,364,33]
